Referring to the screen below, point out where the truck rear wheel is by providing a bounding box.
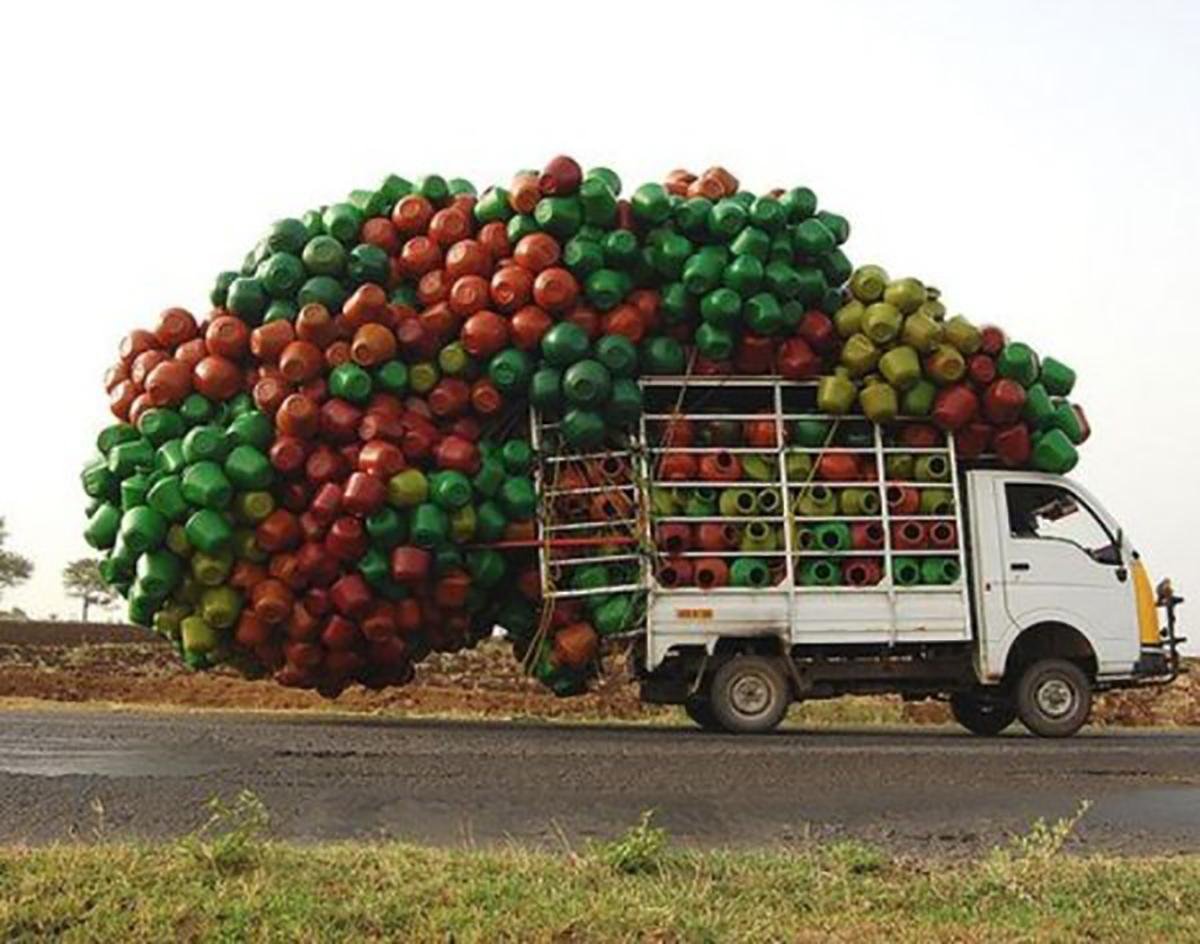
[683,698,722,731]
[950,693,1017,736]
[1015,658,1092,738]
[709,656,790,734]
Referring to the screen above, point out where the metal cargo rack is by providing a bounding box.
[531,376,973,658]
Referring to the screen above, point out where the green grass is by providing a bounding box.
[1,797,1197,943]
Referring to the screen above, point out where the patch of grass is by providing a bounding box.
[1,801,1198,942]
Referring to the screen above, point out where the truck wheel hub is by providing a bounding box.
[730,674,771,715]
[1035,678,1075,718]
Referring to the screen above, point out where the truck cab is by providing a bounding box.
[531,377,1183,738]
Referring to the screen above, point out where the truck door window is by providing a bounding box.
[1005,483,1119,564]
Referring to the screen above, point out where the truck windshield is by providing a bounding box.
[1005,483,1119,564]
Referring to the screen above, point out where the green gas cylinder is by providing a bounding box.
[431,471,472,510]
[593,594,636,636]
[182,462,232,510]
[147,475,189,522]
[84,502,121,550]
[605,379,643,427]
[488,348,533,394]
[411,503,450,548]
[185,509,233,555]
[862,304,902,345]
[695,323,734,362]
[920,557,961,585]
[500,477,537,521]
[475,501,508,543]
[180,615,218,654]
[530,367,564,416]
[119,506,167,555]
[997,342,1040,387]
[1031,428,1079,474]
[901,311,943,353]
[182,425,229,465]
[562,359,612,409]
[541,322,590,368]
[561,409,606,450]
[730,558,771,588]
[1022,383,1055,429]
[812,522,851,552]
[892,556,921,586]
[840,334,879,376]
[798,558,839,587]
[902,379,937,416]
[595,334,639,377]
[467,549,506,588]
[640,336,684,375]
[1040,357,1076,397]
[472,459,505,499]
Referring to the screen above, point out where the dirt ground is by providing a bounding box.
[0,621,1194,726]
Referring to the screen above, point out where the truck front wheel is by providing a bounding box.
[1015,658,1092,738]
[950,693,1017,736]
[709,656,791,734]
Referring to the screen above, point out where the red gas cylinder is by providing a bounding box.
[490,266,534,312]
[539,155,583,195]
[325,516,368,561]
[842,558,883,587]
[470,379,503,415]
[360,602,397,642]
[391,545,432,583]
[553,622,599,669]
[305,445,347,484]
[897,424,940,448]
[967,353,997,387]
[696,522,738,551]
[155,307,198,349]
[983,379,1027,425]
[460,310,510,359]
[358,440,406,479]
[322,613,362,650]
[533,268,579,312]
[428,377,472,418]
[256,510,301,553]
[509,306,552,351]
[891,521,928,550]
[734,334,775,374]
[601,304,646,343]
[777,337,821,379]
[657,558,694,588]
[658,452,698,481]
[435,570,472,610]
[145,359,193,407]
[817,452,860,482]
[251,579,294,626]
[851,521,885,550]
[698,451,742,482]
[655,523,693,554]
[330,573,373,619]
[319,398,363,443]
[434,435,481,474]
[206,315,250,360]
[743,417,777,449]
[694,558,730,590]
[296,542,338,587]
[979,325,1006,356]
[932,384,979,431]
[992,423,1032,467]
[660,418,694,448]
[448,275,490,317]
[887,486,921,516]
[342,471,387,516]
[954,422,993,459]
[798,310,838,353]
[929,522,958,549]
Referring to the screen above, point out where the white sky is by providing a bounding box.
[2,1,1198,652]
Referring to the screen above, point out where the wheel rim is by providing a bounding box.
[729,672,772,717]
[1034,677,1076,719]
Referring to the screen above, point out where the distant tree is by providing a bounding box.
[0,607,29,622]
[0,517,33,602]
[62,558,116,622]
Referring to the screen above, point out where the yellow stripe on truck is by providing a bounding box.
[1132,560,1160,646]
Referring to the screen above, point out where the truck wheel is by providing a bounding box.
[709,656,790,734]
[1015,659,1092,738]
[949,693,1017,736]
[683,698,722,731]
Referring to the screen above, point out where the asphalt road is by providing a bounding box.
[0,709,1197,855]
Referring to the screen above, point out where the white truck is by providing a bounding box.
[532,376,1184,737]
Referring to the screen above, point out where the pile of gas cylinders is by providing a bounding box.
[82,156,1089,696]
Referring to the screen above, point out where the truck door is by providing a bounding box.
[997,480,1137,666]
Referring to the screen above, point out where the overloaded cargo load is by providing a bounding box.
[82,156,1091,698]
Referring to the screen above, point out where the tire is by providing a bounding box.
[708,656,791,734]
[1015,658,1092,738]
[683,698,723,731]
[950,693,1017,736]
